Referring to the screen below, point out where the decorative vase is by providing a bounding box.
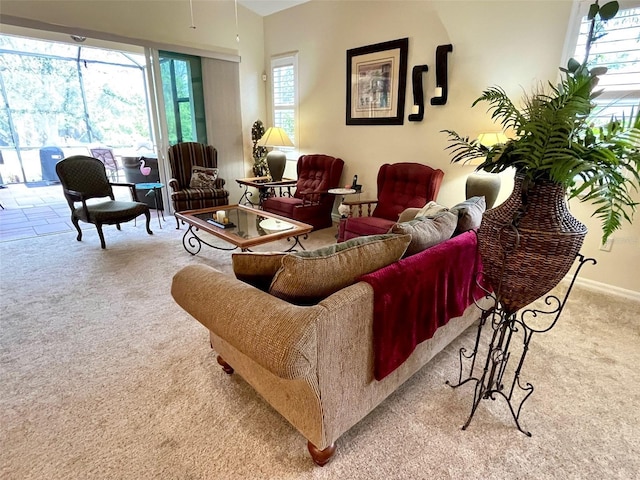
[266,150,286,182]
[477,174,587,314]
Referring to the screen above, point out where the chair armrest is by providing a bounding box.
[298,189,328,206]
[169,178,180,192]
[341,199,378,217]
[214,177,226,188]
[171,265,323,379]
[110,181,138,201]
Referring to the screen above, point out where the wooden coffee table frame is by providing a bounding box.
[175,204,313,255]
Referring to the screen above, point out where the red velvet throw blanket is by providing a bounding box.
[360,231,484,380]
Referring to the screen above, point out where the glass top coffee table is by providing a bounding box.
[175,204,313,255]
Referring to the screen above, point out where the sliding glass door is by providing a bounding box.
[158,51,207,145]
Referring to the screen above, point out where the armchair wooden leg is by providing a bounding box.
[96,223,106,249]
[307,441,336,466]
[216,355,234,375]
[144,210,153,235]
[71,216,82,242]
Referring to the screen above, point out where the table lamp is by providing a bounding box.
[257,127,294,181]
[465,132,508,209]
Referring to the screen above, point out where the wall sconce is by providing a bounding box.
[431,44,453,106]
[408,65,429,122]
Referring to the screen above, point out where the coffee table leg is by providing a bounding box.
[182,225,237,255]
[284,234,308,252]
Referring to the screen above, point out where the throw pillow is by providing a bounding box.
[449,196,486,235]
[232,252,285,291]
[269,234,411,305]
[396,201,448,224]
[391,211,458,256]
[189,166,219,188]
[415,201,449,218]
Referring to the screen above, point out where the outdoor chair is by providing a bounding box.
[56,155,152,249]
[90,148,120,181]
[338,162,444,242]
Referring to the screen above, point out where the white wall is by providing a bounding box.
[262,0,639,293]
[1,0,638,292]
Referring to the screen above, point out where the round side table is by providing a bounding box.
[135,182,165,229]
[328,188,357,217]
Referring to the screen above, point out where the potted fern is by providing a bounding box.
[444,0,640,312]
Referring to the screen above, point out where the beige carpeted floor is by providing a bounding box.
[1,222,639,479]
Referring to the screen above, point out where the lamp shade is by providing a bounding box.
[467,132,509,166]
[257,127,294,148]
[476,132,508,147]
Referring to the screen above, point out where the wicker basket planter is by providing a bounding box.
[477,175,588,314]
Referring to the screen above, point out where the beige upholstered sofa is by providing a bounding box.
[172,223,490,466]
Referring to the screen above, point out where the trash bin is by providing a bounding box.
[122,155,164,210]
[40,146,64,183]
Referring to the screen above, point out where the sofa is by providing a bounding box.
[171,197,490,466]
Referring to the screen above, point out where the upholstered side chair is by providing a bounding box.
[167,142,229,228]
[56,155,152,249]
[261,154,345,230]
[338,162,444,242]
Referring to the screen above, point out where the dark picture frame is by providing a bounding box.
[346,38,408,125]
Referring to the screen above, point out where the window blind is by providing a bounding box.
[574,6,640,124]
[271,55,297,147]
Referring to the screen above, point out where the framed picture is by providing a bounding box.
[346,37,408,125]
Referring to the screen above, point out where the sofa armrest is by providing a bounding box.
[171,264,324,379]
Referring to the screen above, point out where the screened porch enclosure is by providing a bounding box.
[0,34,155,185]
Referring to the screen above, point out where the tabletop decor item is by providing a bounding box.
[251,119,269,177]
[257,127,294,182]
[443,0,639,312]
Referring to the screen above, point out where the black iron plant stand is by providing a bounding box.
[448,243,596,436]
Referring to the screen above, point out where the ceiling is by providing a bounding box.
[239,0,311,17]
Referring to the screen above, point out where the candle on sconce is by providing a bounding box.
[435,86,443,97]
[411,105,420,115]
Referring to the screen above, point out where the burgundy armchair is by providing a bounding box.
[261,154,344,230]
[338,162,444,242]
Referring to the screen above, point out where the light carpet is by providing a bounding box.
[1,222,639,479]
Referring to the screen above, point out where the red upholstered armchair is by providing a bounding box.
[338,162,444,242]
[262,154,344,230]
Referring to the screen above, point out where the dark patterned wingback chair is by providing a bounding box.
[167,142,229,228]
[56,155,152,249]
[338,162,444,242]
[262,154,344,230]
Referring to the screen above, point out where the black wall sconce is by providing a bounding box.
[431,44,453,106]
[408,65,429,122]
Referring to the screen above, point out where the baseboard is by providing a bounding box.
[568,276,640,302]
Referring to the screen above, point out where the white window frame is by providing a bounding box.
[270,53,299,158]
[562,0,640,125]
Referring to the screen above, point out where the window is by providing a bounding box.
[270,54,298,150]
[572,2,640,125]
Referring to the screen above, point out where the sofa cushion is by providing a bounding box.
[269,234,411,305]
[232,252,285,291]
[391,211,458,256]
[450,196,486,235]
